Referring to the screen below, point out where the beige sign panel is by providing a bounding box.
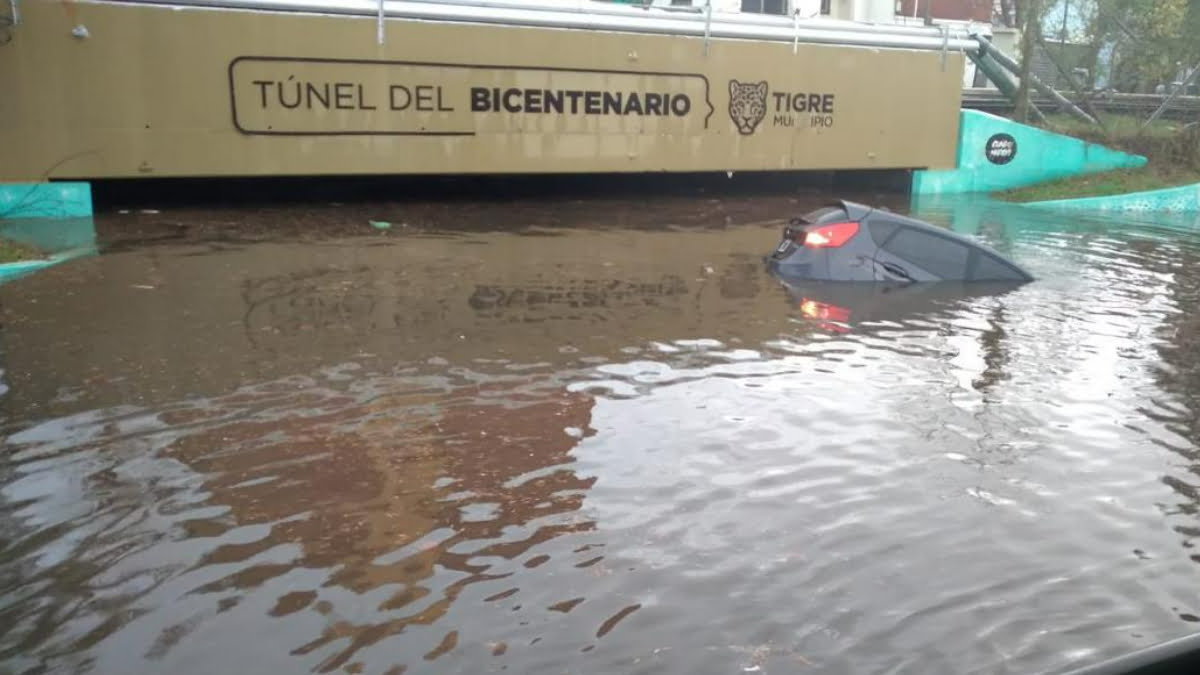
[228,57,713,137]
[0,2,965,181]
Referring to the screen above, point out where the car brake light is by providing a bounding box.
[800,299,852,323]
[803,221,859,248]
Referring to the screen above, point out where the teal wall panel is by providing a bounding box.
[0,182,93,219]
[0,216,98,286]
[912,110,1146,195]
[1022,182,1200,215]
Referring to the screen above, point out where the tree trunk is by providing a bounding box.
[1014,0,1040,123]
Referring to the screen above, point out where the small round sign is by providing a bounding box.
[985,133,1017,165]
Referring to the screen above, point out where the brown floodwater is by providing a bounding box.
[3,190,1200,675]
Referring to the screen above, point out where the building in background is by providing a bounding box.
[599,0,1000,26]
[895,0,991,23]
[594,0,1003,87]
[604,0,891,21]
[893,0,1007,88]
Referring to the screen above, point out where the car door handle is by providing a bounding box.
[879,261,913,281]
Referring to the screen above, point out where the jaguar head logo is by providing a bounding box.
[729,79,768,136]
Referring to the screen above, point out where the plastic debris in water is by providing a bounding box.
[369,220,392,230]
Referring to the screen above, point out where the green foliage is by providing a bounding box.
[1080,0,1196,92]
[995,114,1200,202]
[1184,1,1200,64]
[994,165,1200,202]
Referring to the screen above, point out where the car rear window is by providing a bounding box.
[882,227,970,279]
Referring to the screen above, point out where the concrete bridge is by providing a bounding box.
[0,0,977,183]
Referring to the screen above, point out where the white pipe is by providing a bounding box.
[87,0,980,51]
[101,0,962,38]
[403,0,957,37]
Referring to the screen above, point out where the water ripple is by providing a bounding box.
[4,202,1200,674]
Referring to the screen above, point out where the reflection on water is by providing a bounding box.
[5,195,1200,674]
[773,278,1027,332]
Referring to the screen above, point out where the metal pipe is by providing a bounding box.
[400,0,961,38]
[974,36,1096,124]
[154,0,964,38]
[964,88,1200,118]
[969,50,1045,124]
[1143,60,1200,129]
[88,0,980,51]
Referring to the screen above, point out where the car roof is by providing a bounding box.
[835,199,977,242]
[836,199,875,223]
[834,199,1035,282]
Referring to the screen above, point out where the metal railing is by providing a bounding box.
[90,0,982,53]
[963,88,1200,120]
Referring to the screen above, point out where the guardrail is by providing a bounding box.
[963,87,1200,121]
[94,0,982,52]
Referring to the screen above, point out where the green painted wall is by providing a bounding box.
[0,216,98,285]
[912,110,1147,195]
[0,216,97,253]
[1022,182,1200,215]
[0,182,93,219]
[908,194,1200,246]
[0,257,75,285]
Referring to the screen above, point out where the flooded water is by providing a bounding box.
[4,191,1200,675]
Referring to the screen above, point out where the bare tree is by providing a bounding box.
[1014,0,1042,122]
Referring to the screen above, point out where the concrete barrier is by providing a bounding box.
[0,214,98,285]
[912,110,1147,195]
[1022,182,1200,215]
[0,183,93,220]
[0,182,96,284]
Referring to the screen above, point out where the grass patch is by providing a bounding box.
[997,165,1200,203]
[994,113,1200,203]
[1040,113,1186,143]
[0,237,45,264]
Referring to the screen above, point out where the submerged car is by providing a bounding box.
[767,200,1034,283]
